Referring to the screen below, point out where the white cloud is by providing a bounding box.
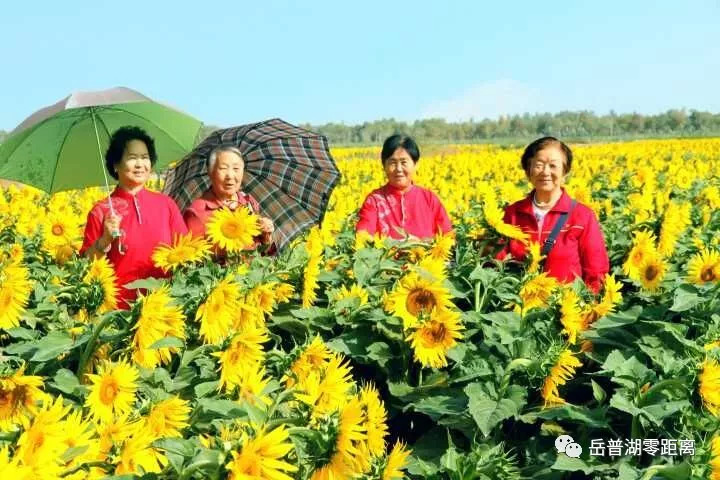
[420,79,546,121]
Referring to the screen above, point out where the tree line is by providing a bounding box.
[3,109,719,148]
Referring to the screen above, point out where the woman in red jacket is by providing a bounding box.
[499,137,609,293]
[356,135,453,240]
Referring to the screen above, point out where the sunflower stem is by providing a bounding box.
[76,313,115,380]
[61,461,112,477]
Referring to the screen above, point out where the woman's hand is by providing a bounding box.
[100,214,121,249]
[258,217,274,244]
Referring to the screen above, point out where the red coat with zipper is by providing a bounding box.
[497,189,609,293]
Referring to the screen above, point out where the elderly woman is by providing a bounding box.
[183,145,275,250]
[356,134,453,239]
[81,126,188,309]
[499,136,609,292]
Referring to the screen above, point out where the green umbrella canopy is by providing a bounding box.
[0,87,203,193]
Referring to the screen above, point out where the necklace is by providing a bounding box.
[532,192,553,209]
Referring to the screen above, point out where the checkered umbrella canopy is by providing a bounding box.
[163,118,340,251]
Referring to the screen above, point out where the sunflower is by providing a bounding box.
[331,284,369,307]
[428,232,455,261]
[413,256,447,281]
[305,226,324,257]
[235,365,272,407]
[359,385,388,457]
[215,325,270,392]
[195,277,241,344]
[710,435,720,480]
[623,230,657,280]
[406,309,464,369]
[132,286,185,369]
[541,349,582,408]
[0,367,47,430]
[226,425,298,480]
[286,336,332,388]
[593,274,623,317]
[484,200,529,245]
[15,396,70,475]
[83,257,118,313]
[295,354,354,415]
[699,358,720,417]
[302,256,322,308]
[141,397,190,439]
[206,208,261,252]
[559,289,585,345]
[0,446,32,479]
[687,248,720,285]
[152,232,212,272]
[0,262,32,330]
[526,241,543,274]
[310,397,367,480]
[518,273,558,313]
[85,360,139,423]
[114,430,168,475]
[387,272,453,329]
[274,283,295,304]
[637,253,667,293]
[247,283,277,315]
[382,441,411,480]
[41,212,82,250]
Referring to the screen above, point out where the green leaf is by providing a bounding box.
[194,381,220,398]
[411,394,468,420]
[366,342,392,368]
[534,405,610,429]
[197,399,247,419]
[154,438,196,457]
[465,383,526,437]
[148,336,185,350]
[592,305,642,329]
[670,284,702,312]
[122,277,166,291]
[30,331,75,362]
[641,462,691,480]
[550,455,613,474]
[50,369,82,396]
[5,327,39,340]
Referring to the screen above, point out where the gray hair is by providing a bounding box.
[207,145,244,174]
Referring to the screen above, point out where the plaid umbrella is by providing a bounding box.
[163,118,340,251]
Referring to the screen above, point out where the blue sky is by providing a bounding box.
[1,0,718,130]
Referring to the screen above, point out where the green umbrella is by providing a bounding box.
[0,87,203,194]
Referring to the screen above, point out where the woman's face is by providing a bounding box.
[210,151,244,200]
[526,145,567,194]
[383,147,416,190]
[116,139,152,188]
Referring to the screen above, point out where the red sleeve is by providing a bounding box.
[80,207,103,255]
[183,208,205,238]
[431,192,453,234]
[579,209,610,293]
[356,195,378,235]
[167,198,188,236]
[247,194,261,215]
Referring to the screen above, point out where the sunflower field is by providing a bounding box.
[1,138,720,479]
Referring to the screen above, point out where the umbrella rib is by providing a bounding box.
[49,112,89,193]
[101,105,195,153]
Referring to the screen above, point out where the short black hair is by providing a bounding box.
[521,136,573,174]
[381,134,420,164]
[105,126,157,180]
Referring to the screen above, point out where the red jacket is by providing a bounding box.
[356,183,453,240]
[81,187,188,309]
[498,189,609,293]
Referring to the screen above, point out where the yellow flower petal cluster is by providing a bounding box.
[132,285,186,369]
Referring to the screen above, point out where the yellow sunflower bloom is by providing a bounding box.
[623,230,657,280]
[541,349,582,408]
[406,309,464,369]
[215,325,270,392]
[559,289,586,345]
[637,253,667,293]
[0,367,47,431]
[687,248,720,285]
[114,429,168,475]
[332,283,370,306]
[132,286,185,369]
[83,257,118,313]
[295,353,354,415]
[387,272,453,329]
[700,358,720,417]
[360,384,388,457]
[195,277,241,344]
[206,208,261,252]
[0,261,32,330]
[226,425,298,480]
[310,397,367,480]
[519,273,558,313]
[85,360,139,423]
[141,397,191,439]
[152,233,212,272]
[382,441,412,480]
[593,274,623,317]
